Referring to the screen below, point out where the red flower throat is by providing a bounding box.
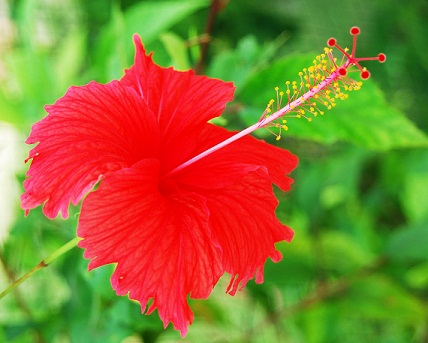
[21,27,384,336]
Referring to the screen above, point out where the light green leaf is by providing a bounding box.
[160,32,190,70]
[123,0,209,45]
[400,150,428,222]
[94,0,210,79]
[54,31,87,89]
[239,54,428,150]
[0,94,23,127]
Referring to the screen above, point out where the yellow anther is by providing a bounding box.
[263,41,370,141]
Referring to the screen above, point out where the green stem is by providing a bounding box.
[0,236,81,300]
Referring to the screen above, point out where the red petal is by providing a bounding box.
[21,80,159,218]
[169,125,297,293]
[174,124,298,191]
[201,170,294,295]
[77,159,222,337]
[120,35,235,157]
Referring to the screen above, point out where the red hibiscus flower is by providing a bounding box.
[21,35,298,336]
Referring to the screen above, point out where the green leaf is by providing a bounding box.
[404,262,428,290]
[319,231,373,272]
[122,0,209,45]
[0,94,23,127]
[2,49,58,126]
[207,34,287,91]
[385,221,428,262]
[160,32,190,70]
[400,150,428,222]
[239,54,428,150]
[94,0,210,79]
[207,36,260,88]
[54,31,87,89]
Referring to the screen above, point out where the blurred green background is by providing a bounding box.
[1,0,428,342]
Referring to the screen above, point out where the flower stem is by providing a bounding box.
[0,236,81,300]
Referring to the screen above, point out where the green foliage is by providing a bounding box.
[239,55,428,149]
[1,0,427,342]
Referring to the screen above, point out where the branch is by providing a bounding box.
[0,236,81,300]
[194,0,228,74]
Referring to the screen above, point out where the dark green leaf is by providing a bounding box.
[385,221,428,262]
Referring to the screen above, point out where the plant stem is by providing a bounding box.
[194,0,225,74]
[0,236,81,300]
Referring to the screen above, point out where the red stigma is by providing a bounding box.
[327,38,336,47]
[338,68,347,76]
[327,27,386,80]
[350,26,360,35]
[360,70,370,79]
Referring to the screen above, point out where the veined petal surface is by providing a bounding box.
[121,36,235,170]
[78,159,222,337]
[22,80,159,218]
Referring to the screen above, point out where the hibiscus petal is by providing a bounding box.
[77,159,223,337]
[21,80,159,218]
[168,125,297,292]
[174,124,298,191]
[120,35,235,157]
[200,169,294,295]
